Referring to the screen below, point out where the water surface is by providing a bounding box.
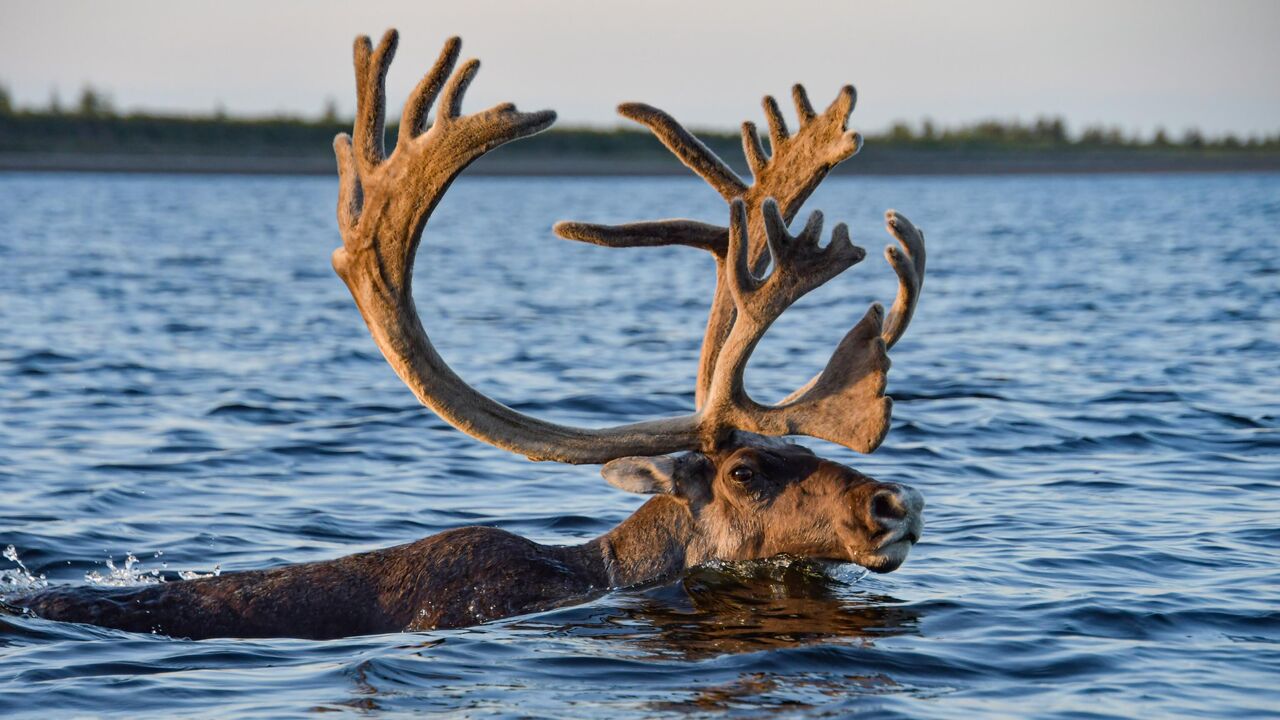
[1,172,1277,717]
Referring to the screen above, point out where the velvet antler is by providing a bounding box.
[556,85,870,407]
[334,30,927,463]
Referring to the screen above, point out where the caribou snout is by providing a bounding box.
[857,482,925,573]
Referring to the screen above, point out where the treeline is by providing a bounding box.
[0,85,345,156]
[2,84,1278,158]
[877,117,1280,151]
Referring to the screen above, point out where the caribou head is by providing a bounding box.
[331,30,928,577]
[603,434,925,575]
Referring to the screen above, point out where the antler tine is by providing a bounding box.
[398,36,461,146]
[353,29,398,176]
[725,199,760,302]
[333,135,361,233]
[828,84,857,122]
[553,219,728,255]
[439,57,481,122]
[881,210,927,349]
[617,103,748,201]
[792,84,817,125]
[798,207,825,245]
[741,121,768,180]
[761,95,790,153]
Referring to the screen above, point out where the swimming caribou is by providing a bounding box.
[15,30,928,640]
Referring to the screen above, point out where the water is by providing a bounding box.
[0,171,1276,718]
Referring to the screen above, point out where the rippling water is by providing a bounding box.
[0,171,1276,717]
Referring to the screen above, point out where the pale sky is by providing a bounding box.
[2,0,1278,138]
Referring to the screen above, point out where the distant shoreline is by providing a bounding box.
[5,109,1278,177]
[4,151,1279,177]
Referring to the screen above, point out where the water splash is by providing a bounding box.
[177,565,222,581]
[83,551,222,587]
[1,545,48,593]
[84,553,163,587]
[699,554,869,586]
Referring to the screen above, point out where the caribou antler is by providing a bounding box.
[333,31,710,463]
[333,30,925,465]
[556,85,867,406]
[556,85,926,411]
[693,200,892,452]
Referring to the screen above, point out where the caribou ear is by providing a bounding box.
[602,456,678,494]
[602,453,714,504]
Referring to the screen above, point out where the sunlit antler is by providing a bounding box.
[776,209,927,405]
[557,84,865,407]
[335,30,926,464]
[694,200,893,452]
[332,31,711,463]
[881,210,926,349]
[334,30,558,289]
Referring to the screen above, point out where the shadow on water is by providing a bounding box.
[515,559,926,714]
[514,558,919,662]
[636,561,917,659]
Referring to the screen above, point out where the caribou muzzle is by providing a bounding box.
[857,482,925,573]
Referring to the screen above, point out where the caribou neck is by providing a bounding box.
[579,495,704,589]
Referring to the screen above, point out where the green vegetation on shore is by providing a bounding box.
[2,84,1277,175]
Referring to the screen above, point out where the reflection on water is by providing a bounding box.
[512,558,925,712]
[513,557,919,659]
[604,559,918,660]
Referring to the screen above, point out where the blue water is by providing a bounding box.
[0,171,1277,718]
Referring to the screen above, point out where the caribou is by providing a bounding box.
[13,30,928,640]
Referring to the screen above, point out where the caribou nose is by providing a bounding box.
[869,483,925,541]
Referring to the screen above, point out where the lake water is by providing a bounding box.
[0,171,1277,718]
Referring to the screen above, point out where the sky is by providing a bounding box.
[2,0,1278,138]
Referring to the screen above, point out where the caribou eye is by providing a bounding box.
[729,466,754,483]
